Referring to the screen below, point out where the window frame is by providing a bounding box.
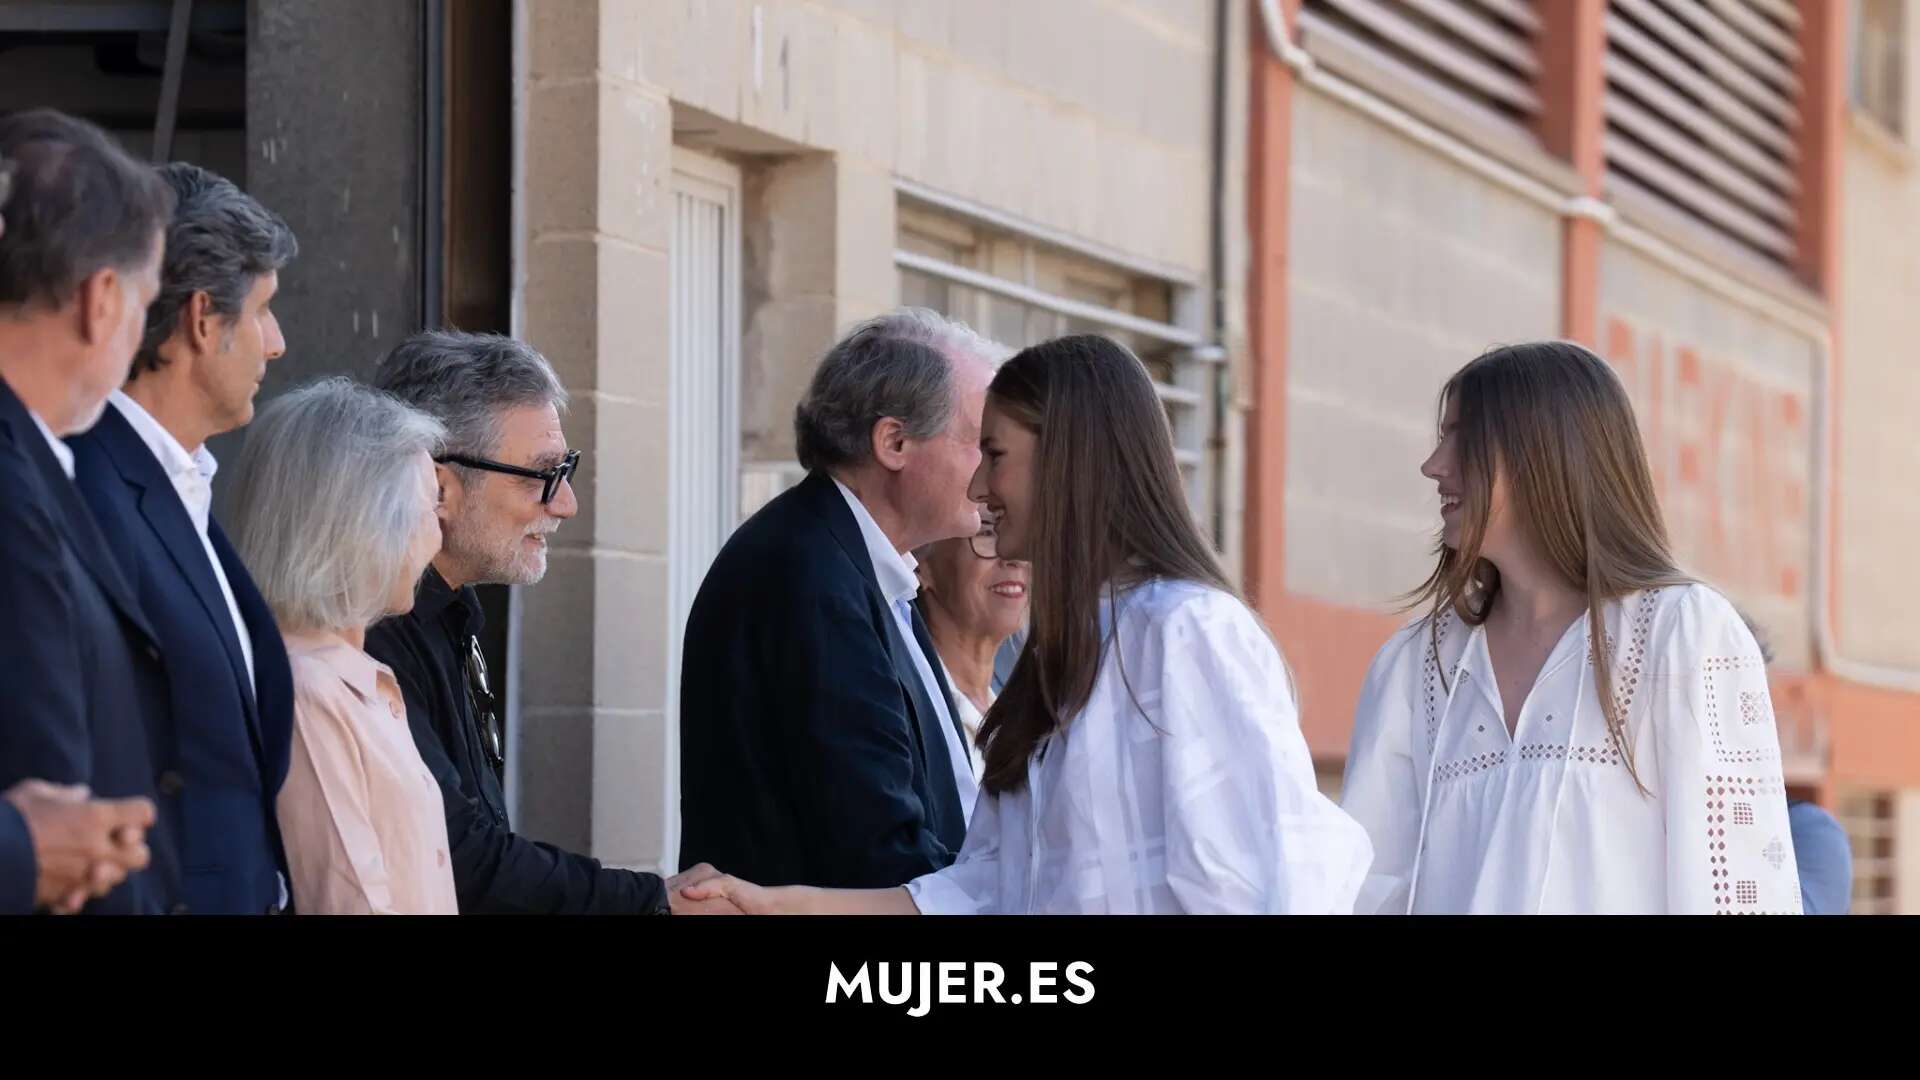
[894,183,1226,550]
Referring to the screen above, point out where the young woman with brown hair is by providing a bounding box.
[1342,341,1801,914]
[683,335,1370,914]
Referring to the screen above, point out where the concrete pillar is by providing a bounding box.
[1534,0,1606,347]
[514,0,677,869]
[513,1,898,872]
[238,0,425,452]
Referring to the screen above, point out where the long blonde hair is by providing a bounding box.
[1405,341,1692,790]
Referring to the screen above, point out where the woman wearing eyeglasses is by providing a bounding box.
[683,335,1371,914]
[911,532,1028,793]
[229,378,458,914]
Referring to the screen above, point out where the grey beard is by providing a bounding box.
[443,516,547,587]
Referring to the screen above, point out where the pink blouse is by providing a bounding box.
[277,629,459,915]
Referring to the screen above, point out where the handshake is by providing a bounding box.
[664,864,783,915]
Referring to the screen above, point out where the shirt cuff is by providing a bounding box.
[904,867,982,915]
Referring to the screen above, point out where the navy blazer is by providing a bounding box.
[678,470,967,888]
[69,403,294,914]
[0,379,178,914]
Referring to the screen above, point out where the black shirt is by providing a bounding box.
[366,566,668,913]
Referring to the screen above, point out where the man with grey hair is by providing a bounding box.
[679,308,1007,889]
[368,329,730,913]
[69,161,299,914]
[0,133,161,916]
[0,108,176,913]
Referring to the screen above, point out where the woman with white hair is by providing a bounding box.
[229,377,455,914]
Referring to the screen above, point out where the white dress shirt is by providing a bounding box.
[906,580,1372,913]
[831,478,978,820]
[1342,583,1801,914]
[110,391,255,693]
[28,408,75,479]
[938,658,990,781]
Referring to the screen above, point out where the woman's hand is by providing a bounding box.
[679,874,805,915]
[680,876,920,915]
[663,862,744,913]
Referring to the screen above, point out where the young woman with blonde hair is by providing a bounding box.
[1343,341,1801,915]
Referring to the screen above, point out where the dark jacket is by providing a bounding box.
[366,568,669,913]
[678,470,967,887]
[0,378,178,914]
[69,402,293,914]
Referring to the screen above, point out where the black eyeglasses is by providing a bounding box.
[463,635,505,778]
[969,511,998,560]
[437,448,580,505]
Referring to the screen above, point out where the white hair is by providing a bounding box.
[229,377,445,632]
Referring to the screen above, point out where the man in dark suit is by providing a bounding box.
[679,309,1007,888]
[0,108,181,914]
[0,132,162,919]
[69,163,298,915]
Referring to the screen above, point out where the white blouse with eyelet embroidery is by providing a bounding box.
[1342,583,1802,915]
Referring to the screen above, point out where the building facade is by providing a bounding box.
[4,0,1916,912]
[1248,0,1920,913]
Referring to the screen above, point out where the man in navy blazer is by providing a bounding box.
[0,108,181,914]
[69,162,298,915]
[678,310,1007,889]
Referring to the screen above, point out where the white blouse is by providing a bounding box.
[1342,583,1802,915]
[907,580,1371,915]
[937,658,989,787]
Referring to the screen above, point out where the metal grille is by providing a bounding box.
[895,196,1221,546]
[1298,0,1545,144]
[1836,789,1898,915]
[1604,0,1806,263]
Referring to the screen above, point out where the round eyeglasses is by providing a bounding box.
[969,510,999,560]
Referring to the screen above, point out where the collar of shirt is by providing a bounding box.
[938,656,991,734]
[283,627,388,703]
[29,408,75,479]
[110,390,217,506]
[110,389,212,479]
[412,563,484,638]
[830,476,919,606]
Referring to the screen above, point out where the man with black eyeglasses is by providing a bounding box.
[368,330,732,914]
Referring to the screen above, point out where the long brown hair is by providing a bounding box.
[1406,340,1691,789]
[979,335,1236,795]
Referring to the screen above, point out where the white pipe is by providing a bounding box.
[1255,3,1920,690]
[1256,0,1316,75]
[1808,343,1920,691]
